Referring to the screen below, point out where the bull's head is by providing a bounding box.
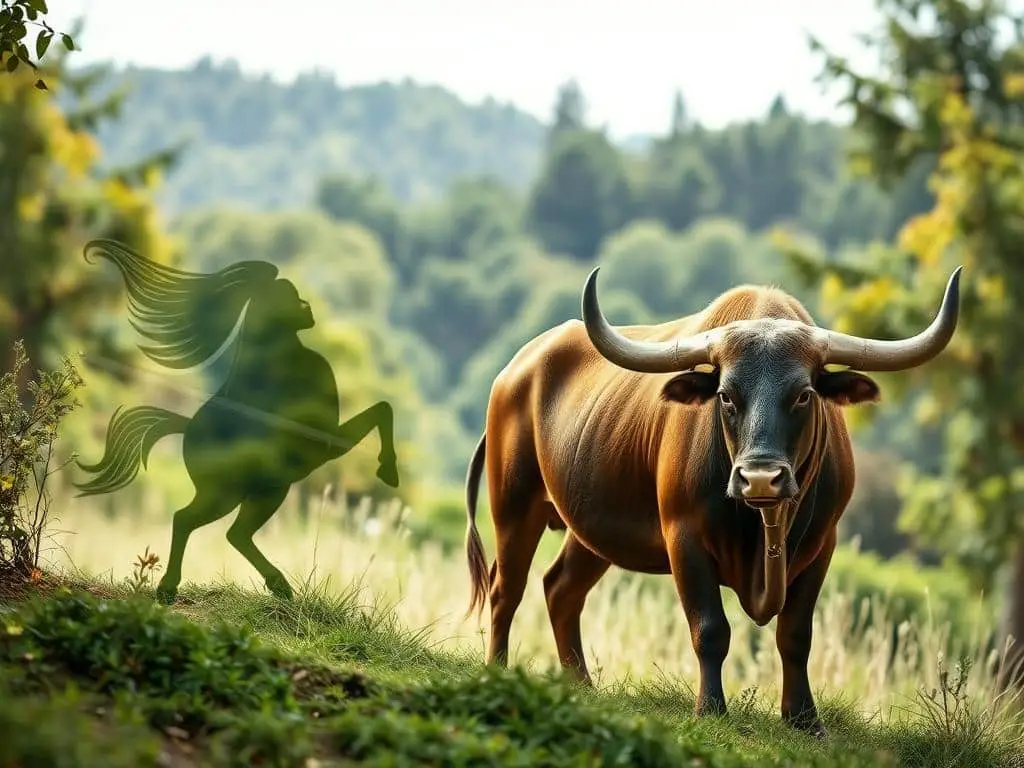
[581,268,962,510]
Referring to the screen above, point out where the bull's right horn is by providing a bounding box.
[581,267,719,373]
[821,266,963,372]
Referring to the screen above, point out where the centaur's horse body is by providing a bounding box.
[75,241,399,603]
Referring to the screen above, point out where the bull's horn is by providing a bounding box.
[581,267,718,373]
[822,266,963,372]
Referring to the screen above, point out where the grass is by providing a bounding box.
[0,488,1020,766]
[1,578,1022,767]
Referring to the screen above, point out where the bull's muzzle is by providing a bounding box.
[729,461,798,508]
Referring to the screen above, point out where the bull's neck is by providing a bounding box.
[746,402,829,626]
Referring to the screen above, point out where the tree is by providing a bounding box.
[643,143,722,231]
[525,129,635,260]
[789,0,1024,688]
[550,79,586,142]
[670,90,688,137]
[0,43,178,388]
[315,173,402,268]
[0,0,76,90]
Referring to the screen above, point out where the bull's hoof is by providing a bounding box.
[376,461,399,488]
[694,697,728,718]
[265,574,294,601]
[785,713,828,740]
[805,720,828,740]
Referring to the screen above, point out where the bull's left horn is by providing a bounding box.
[821,266,963,372]
[581,267,718,373]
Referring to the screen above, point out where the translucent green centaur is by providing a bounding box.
[74,240,400,603]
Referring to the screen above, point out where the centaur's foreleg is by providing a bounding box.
[332,401,399,487]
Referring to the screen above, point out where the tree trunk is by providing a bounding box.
[999,534,1024,692]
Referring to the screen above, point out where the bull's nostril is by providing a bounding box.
[737,467,785,498]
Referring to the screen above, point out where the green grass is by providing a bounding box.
[1,576,1022,768]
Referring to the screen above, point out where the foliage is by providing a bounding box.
[792,0,1024,594]
[0,42,177,380]
[0,340,81,581]
[74,59,933,257]
[0,0,75,90]
[826,544,997,659]
[84,58,547,213]
[1,582,1021,767]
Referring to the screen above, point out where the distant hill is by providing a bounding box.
[81,58,550,214]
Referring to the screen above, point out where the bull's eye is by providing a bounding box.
[795,390,812,407]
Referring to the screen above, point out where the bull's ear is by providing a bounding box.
[661,370,719,405]
[815,370,880,406]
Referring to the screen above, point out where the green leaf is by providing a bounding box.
[35,29,49,59]
[5,53,18,71]
[27,0,49,13]
[60,32,72,51]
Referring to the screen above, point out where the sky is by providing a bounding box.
[48,0,887,137]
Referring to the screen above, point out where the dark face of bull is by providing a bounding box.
[579,268,963,510]
[658,323,880,508]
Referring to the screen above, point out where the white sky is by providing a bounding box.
[48,0,888,136]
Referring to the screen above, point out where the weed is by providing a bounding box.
[127,546,162,594]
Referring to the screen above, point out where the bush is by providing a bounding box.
[826,543,996,656]
[0,341,83,583]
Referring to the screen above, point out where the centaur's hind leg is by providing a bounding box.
[226,486,293,600]
[156,489,238,604]
[543,531,610,683]
[336,401,399,488]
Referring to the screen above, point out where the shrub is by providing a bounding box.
[0,341,83,583]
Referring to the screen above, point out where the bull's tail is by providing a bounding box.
[74,405,190,497]
[464,432,490,620]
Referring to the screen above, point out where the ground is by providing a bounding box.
[0,569,1021,768]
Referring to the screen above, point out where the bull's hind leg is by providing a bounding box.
[543,531,610,683]
[335,401,399,488]
[226,486,293,600]
[156,490,236,604]
[487,493,552,667]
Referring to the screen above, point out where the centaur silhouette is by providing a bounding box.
[74,240,399,603]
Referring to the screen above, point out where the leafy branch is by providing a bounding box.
[0,0,76,90]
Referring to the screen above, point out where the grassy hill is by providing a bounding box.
[79,58,548,214]
[2,577,1020,768]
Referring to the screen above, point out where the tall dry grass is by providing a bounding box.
[40,485,1019,726]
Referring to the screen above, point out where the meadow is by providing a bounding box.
[2,485,1012,767]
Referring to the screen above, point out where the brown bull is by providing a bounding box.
[463,266,962,737]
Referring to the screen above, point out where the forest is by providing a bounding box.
[3,0,1024,762]
[72,52,941,547]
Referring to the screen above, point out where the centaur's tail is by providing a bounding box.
[74,405,189,496]
[464,432,490,620]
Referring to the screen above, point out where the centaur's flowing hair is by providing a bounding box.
[75,240,281,494]
[84,239,280,371]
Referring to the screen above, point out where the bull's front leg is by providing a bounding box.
[774,531,835,738]
[665,522,731,717]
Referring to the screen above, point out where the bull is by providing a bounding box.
[463,266,961,736]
